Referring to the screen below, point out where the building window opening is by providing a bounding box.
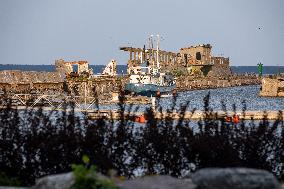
[73,64,78,73]
[196,52,201,60]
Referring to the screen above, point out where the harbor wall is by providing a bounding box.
[0,58,260,102]
[259,76,284,97]
[0,76,127,102]
[0,70,260,98]
[176,74,260,91]
[66,77,127,101]
[207,57,231,77]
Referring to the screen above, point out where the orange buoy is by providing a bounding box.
[232,115,240,123]
[156,90,161,97]
[225,116,232,122]
[134,116,140,122]
[139,115,146,123]
[173,89,177,97]
[134,115,146,123]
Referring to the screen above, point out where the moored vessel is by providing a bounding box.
[124,35,176,97]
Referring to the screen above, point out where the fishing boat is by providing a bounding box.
[124,35,176,97]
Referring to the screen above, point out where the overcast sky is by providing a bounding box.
[0,0,283,66]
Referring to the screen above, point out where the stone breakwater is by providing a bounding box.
[0,68,261,103]
[176,74,261,91]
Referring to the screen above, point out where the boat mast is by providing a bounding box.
[140,51,143,63]
[150,35,154,73]
[156,34,160,70]
[143,45,146,63]
[148,36,152,61]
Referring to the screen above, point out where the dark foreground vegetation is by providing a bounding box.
[0,93,283,186]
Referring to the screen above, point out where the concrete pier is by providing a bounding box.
[176,74,260,91]
[1,105,282,121]
[88,110,284,121]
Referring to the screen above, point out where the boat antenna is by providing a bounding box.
[140,51,143,63]
[143,45,146,62]
[148,36,151,51]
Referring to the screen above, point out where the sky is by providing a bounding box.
[0,0,283,66]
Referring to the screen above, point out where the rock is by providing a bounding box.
[117,175,196,189]
[31,172,74,189]
[0,187,28,189]
[2,168,281,189]
[31,172,112,189]
[192,168,281,189]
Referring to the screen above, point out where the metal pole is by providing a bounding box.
[84,81,87,110]
[157,34,160,69]
[151,35,154,73]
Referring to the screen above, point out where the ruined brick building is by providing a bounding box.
[0,59,94,94]
[0,59,126,104]
[55,59,93,78]
[0,70,64,94]
[120,44,232,77]
[0,43,232,102]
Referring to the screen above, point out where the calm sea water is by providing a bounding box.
[0,64,127,74]
[161,85,284,111]
[230,66,284,75]
[98,85,284,111]
[0,65,284,75]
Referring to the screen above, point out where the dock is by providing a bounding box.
[87,110,284,121]
[0,105,282,121]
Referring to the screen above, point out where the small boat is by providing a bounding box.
[125,69,176,97]
[124,35,176,97]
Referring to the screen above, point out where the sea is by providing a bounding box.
[0,64,128,74]
[98,85,284,112]
[0,65,284,75]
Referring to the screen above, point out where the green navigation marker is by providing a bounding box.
[257,62,263,76]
